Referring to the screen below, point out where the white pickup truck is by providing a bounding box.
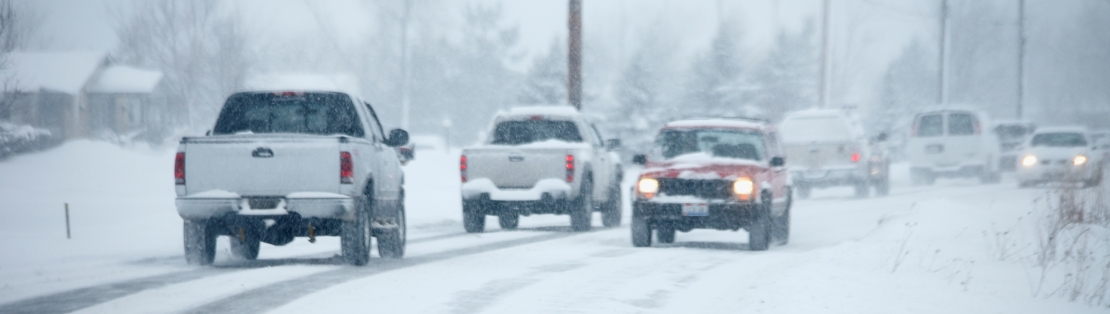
[175,91,408,266]
[460,106,623,232]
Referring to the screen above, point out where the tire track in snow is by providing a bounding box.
[0,228,497,314]
[182,230,588,314]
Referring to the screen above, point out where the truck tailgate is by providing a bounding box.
[785,143,860,170]
[465,148,570,188]
[185,136,341,196]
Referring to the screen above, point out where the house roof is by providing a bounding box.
[88,65,163,94]
[4,52,107,95]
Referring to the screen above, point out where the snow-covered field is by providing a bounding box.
[0,141,1105,313]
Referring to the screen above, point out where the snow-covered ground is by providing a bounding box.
[0,141,1105,313]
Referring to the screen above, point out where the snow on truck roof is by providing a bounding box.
[1034,126,1088,134]
[664,119,765,130]
[503,106,580,117]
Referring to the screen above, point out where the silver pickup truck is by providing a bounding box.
[460,107,623,232]
[175,91,408,266]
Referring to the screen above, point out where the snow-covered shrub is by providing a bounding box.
[0,123,52,159]
[1033,182,1110,307]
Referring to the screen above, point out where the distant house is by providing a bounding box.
[1,52,166,143]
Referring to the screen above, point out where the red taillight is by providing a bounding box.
[174,152,185,185]
[460,155,468,183]
[565,154,575,182]
[851,152,861,163]
[340,152,353,184]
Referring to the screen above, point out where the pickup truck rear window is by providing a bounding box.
[213,93,364,137]
[491,120,583,145]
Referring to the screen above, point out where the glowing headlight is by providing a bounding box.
[1021,155,1038,167]
[637,178,659,195]
[1074,155,1088,166]
[733,178,754,195]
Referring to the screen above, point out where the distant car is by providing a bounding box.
[460,106,624,232]
[994,120,1037,172]
[1016,127,1103,187]
[630,118,790,251]
[906,108,1002,185]
[779,109,890,199]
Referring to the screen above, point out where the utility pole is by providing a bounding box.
[1017,0,1025,119]
[568,0,583,110]
[399,0,414,129]
[818,0,830,108]
[938,0,949,105]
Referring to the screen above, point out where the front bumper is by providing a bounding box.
[1017,163,1096,183]
[633,200,758,231]
[176,194,356,220]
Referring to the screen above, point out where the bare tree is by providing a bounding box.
[114,0,251,132]
[0,0,42,121]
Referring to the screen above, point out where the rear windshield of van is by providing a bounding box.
[948,113,978,135]
[915,114,943,137]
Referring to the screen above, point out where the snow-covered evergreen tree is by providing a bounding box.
[684,21,745,117]
[876,39,937,133]
[517,39,566,105]
[750,20,819,121]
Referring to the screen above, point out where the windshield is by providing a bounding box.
[780,116,853,144]
[654,128,765,161]
[212,92,363,137]
[1030,133,1088,147]
[490,120,582,145]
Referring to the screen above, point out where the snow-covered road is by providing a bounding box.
[0,141,1103,313]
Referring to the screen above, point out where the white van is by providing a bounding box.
[906,108,1001,185]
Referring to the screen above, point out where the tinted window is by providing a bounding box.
[655,129,765,161]
[915,114,943,137]
[948,113,977,136]
[213,93,363,137]
[1031,133,1088,147]
[490,120,582,145]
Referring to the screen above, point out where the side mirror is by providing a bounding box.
[606,139,621,150]
[770,156,785,167]
[205,130,211,136]
[632,154,647,165]
[384,129,409,147]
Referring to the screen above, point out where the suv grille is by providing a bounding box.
[657,179,733,199]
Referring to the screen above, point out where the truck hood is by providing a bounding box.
[641,159,765,180]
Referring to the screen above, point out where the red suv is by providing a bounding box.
[630,119,792,251]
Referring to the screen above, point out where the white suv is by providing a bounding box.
[906,108,1001,185]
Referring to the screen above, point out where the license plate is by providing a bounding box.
[682,203,709,217]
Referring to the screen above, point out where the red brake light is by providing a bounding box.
[174,152,185,185]
[460,155,468,183]
[565,154,575,182]
[851,152,861,163]
[340,152,353,184]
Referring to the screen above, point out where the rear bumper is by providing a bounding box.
[791,167,867,187]
[461,178,573,202]
[176,195,356,220]
[633,200,758,231]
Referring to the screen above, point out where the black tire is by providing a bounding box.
[601,183,622,227]
[463,202,485,233]
[772,190,792,245]
[341,204,371,266]
[656,226,675,244]
[748,198,772,251]
[796,185,811,199]
[854,181,871,198]
[498,213,519,230]
[377,207,406,258]
[183,220,216,265]
[229,229,260,260]
[570,177,593,232]
[631,215,652,247]
[873,178,890,196]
